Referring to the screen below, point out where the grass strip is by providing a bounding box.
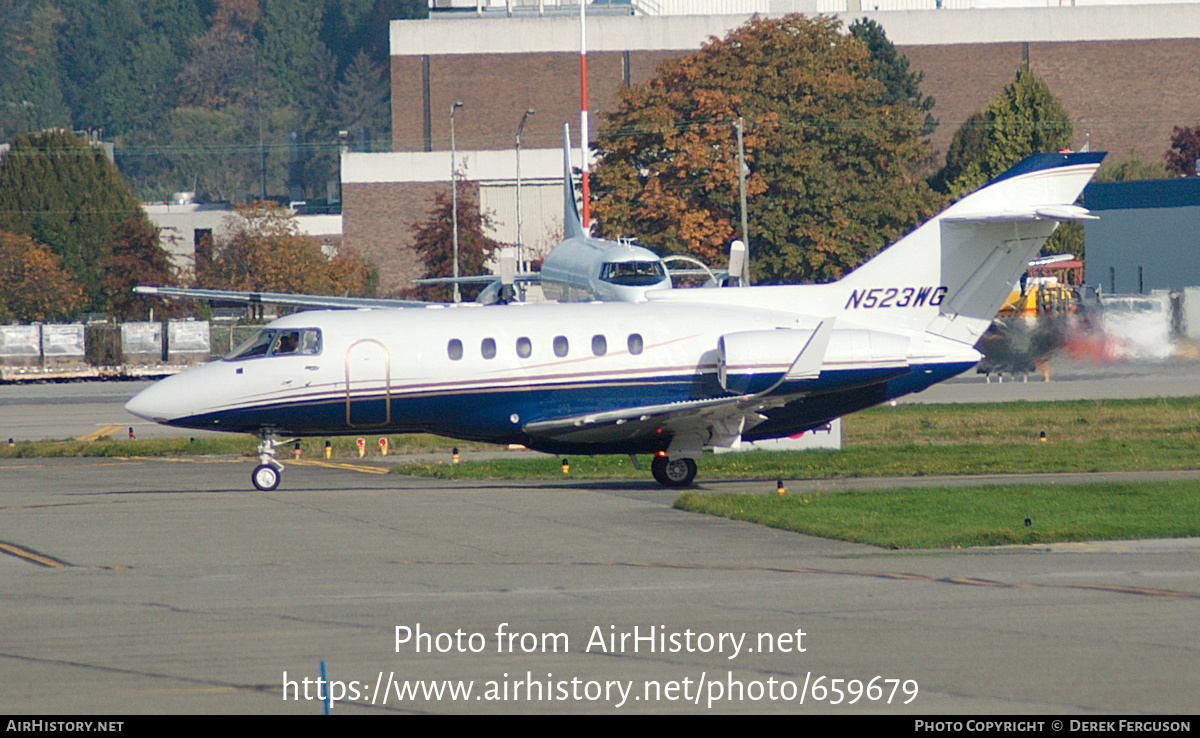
[674,481,1200,549]
[389,437,1200,481]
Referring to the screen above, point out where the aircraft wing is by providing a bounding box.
[134,286,430,309]
[521,393,774,449]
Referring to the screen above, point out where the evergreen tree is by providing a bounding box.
[260,0,327,107]
[0,130,151,312]
[932,68,1073,197]
[1095,152,1169,182]
[848,18,936,137]
[332,51,390,150]
[0,1,68,140]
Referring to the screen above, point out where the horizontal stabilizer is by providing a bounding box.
[943,204,1097,223]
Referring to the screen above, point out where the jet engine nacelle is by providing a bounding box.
[718,327,912,395]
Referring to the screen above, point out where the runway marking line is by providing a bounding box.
[292,459,391,475]
[0,541,69,568]
[75,425,122,443]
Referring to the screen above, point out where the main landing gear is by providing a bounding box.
[651,454,698,488]
[252,431,287,491]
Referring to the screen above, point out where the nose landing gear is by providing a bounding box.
[252,432,288,491]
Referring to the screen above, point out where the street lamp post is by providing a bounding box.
[515,108,534,291]
[450,101,464,303]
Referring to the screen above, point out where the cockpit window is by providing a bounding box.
[225,328,321,360]
[599,260,666,286]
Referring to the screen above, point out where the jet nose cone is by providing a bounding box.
[125,373,190,423]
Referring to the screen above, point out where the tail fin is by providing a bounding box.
[839,152,1104,345]
[563,123,585,241]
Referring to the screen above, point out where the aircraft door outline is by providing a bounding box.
[345,338,391,427]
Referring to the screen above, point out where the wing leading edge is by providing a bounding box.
[133,286,430,310]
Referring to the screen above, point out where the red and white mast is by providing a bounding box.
[579,0,590,229]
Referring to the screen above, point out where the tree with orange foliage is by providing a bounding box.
[203,200,377,298]
[591,15,941,285]
[0,230,82,322]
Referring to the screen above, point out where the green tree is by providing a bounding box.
[0,0,68,140]
[591,14,942,285]
[932,68,1074,197]
[332,50,390,150]
[260,0,327,107]
[0,130,151,312]
[354,0,427,64]
[408,182,501,302]
[0,229,82,322]
[1096,152,1169,182]
[54,2,144,130]
[204,200,377,296]
[848,18,936,137]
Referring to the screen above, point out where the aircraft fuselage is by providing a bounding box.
[126,300,975,455]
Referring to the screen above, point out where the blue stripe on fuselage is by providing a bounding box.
[156,361,967,448]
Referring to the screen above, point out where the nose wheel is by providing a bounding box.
[252,463,281,491]
[252,432,288,491]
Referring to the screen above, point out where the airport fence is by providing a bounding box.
[0,320,262,381]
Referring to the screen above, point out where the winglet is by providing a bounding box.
[563,123,585,241]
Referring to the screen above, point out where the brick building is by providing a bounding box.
[342,3,1200,294]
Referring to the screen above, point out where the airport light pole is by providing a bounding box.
[515,108,534,287]
[450,101,464,303]
[734,117,750,286]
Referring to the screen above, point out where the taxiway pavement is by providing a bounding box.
[2,457,1198,713]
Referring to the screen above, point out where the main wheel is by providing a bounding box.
[651,455,697,488]
[252,464,281,491]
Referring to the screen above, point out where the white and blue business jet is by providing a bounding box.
[126,151,1104,490]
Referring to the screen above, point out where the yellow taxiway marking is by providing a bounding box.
[75,425,122,443]
[0,541,69,568]
[291,459,391,475]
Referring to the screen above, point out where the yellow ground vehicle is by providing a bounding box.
[977,256,1100,378]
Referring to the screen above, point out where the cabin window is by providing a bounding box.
[516,337,532,359]
[447,339,463,361]
[592,334,607,356]
[225,328,321,360]
[553,336,569,357]
[481,338,497,360]
[627,333,643,355]
[227,330,274,360]
[299,329,321,355]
